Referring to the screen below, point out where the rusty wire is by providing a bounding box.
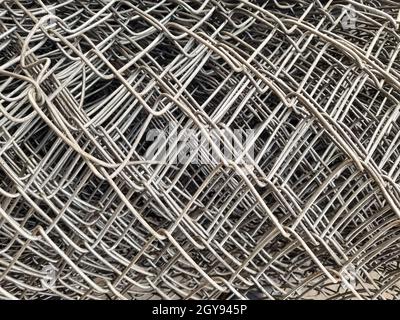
[1,0,400,300]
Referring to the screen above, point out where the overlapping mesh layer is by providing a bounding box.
[1,0,400,299]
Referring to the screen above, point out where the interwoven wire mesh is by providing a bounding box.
[1,0,400,300]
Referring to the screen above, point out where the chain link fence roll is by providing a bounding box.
[0,0,400,300]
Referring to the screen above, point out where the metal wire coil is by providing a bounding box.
[1,0,400,300]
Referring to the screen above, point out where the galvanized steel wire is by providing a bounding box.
[1,0,400,300]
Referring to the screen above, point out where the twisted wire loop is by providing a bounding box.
[0,0,400,300]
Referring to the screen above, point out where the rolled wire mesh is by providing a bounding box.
[1,0,400,300]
